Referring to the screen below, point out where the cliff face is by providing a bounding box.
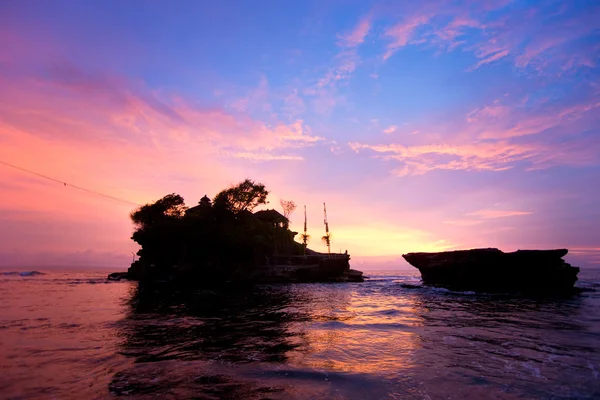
[249,254,363,283]
[403,248,579,293]
[125,253,364,284]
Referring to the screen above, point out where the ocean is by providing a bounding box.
[1,268,600,399]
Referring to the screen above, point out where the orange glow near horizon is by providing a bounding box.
[1,1,599,268]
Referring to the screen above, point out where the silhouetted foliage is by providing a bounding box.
[322,233,331,249]
[130,193,186,229]
[301,233,310,245]
[213,179,269,213]
[129,180,303,284]
[280,199,297,220]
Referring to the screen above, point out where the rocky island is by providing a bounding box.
[110,179,363,284]
[403,248,580,293]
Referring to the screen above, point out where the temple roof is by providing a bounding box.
[253,209,288,222]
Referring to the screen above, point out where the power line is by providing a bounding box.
[0,159,141,207]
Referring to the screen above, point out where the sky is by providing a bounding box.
[0,0,599,269]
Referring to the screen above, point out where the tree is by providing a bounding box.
[322,233,331,254]
[130,193,186,229]
[213,179,269,213]
[280,199,297,220]
[301,233,310,246]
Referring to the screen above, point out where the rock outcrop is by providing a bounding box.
[402,248,579,293]
[107,272,129,281]
[111,253,364,284]
[249,254,364,283]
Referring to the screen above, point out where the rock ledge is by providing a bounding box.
[402,248,579,293]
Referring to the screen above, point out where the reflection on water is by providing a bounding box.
[2,270,600,399]
[118,284,303,364]
[116,282,422,377]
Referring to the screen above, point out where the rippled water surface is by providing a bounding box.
[1,269,600,399]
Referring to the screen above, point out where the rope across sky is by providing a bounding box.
[0,159,141,207]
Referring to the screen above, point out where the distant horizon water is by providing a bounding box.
[2,269,600,399]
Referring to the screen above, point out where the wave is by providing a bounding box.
[398,282,478,296]
[66,278,119,285]
[2,271,45,277]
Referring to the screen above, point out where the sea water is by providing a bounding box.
[1,269,599,399]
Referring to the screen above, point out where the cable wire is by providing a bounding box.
[0,159,141,207]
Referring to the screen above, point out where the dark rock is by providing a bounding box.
[126,254,364,285]
[249,254,362,283]
[402,248,579,293]
[341,269,365,282]
[107,272,129,281]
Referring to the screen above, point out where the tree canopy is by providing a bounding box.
[130,193,186,229]
[128,180,305,283]
[280,199,297,219]
[213,179,269,213]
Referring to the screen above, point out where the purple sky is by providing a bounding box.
[0,0,599,269]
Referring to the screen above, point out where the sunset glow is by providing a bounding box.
[1,1,599,268]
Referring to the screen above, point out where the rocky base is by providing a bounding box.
[250,254,363,283]
[402,248,579,293]
[109,254,364,284]
[107,272,129,281]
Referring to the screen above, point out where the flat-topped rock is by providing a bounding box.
[402,248,579,293]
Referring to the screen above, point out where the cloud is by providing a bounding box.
[338,15,372,48]
[467,49,509,71]
[569,247,600,265]
[0,249,132,268]
[443,219,484,226]
[0,61,335,256]
[378,1,599,74]
[349,141,537,175]
[350,134,599,176]
[383,125,397,134]
[383,15,430,60]
[0,66,326,159]
[316,50,358,88]
[229,75,271,114]
[282,88,306,117]
[469,98,600,139]
[304,12,375,115]
[348,91,600,176]
[223,152,304,161]
[466,209,533,219]
[0,62,334,263]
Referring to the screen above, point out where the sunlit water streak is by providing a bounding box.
[1,269,599,399]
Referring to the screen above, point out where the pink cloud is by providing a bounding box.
[350,131,598,176]
[468,49,509,70]
[473,99,600,139]
[349,93,600,176]
[436,16,484,41]
[0,63,337,262]
[0,67,325,157]
[305,13,375,114]
[466,209,533,219]
[466,101,511,122]
[383,15,430,60]
[443,219,484,227]
[338,15,372,48]
[283,88,306,117]
[383,125,397,134]
[316,50,358,88]
[229,75,271,114]
[223,152,304,161]
[0,249,132,268]
[378,2,599,74]
[349,141,536,175]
